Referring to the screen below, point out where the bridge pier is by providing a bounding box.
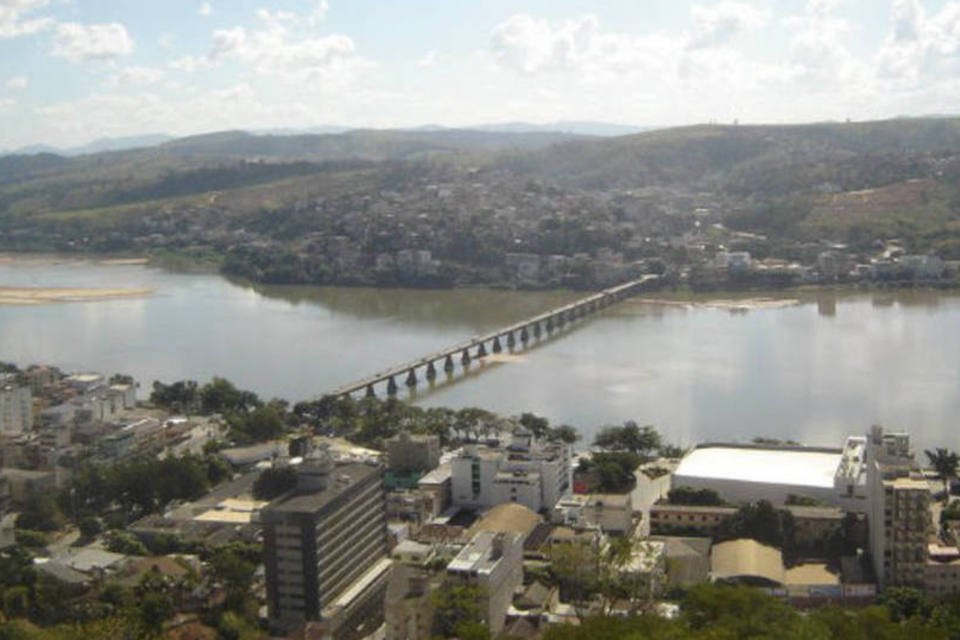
[320,276,658,399]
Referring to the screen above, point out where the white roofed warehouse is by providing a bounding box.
[671,443,848,507]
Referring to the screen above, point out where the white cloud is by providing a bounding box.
[875,0,960,86]
[782,0,863,88]
[309,0,329,26]
[490,12,695,88]
[198,2,212,17]
[417,50,437,68]
[5,75,27,89]
[195,7,369,82]
[688,2,768,49]
[107,65,164,87]
[169,54,211,72]
[490,13,601,75]
[52,21,134,62]
[0,0,53,38]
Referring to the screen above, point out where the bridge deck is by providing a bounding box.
[325,275,657,397]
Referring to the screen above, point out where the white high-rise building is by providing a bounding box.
[864,425,929,589]
[450,428,572,513]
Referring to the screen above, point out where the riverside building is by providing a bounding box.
[450,428,572,513]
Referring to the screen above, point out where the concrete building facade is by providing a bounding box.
[445,531,523,634]
[386,433,440,474]
[450,429,571,513]
[258,454,391,638]
[0,384,32,435]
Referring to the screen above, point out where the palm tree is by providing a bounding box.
[925,448,960,497]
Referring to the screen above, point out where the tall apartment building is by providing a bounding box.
[865,425,931,589]
[450,428,571,513]
[258,453,392,638]
[0,384,32,436]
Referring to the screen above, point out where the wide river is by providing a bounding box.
[1,258,958,451]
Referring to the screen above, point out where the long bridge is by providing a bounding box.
[326,274,661,399]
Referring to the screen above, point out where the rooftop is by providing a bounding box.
[468,503,541,539]
[675,445,842,489]
[259,463,379,516]
[447,531,522,575]
[785,563,839,586]
[418,462,452,486]
[711,538,784,586]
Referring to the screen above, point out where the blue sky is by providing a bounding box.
[1,0,959,148]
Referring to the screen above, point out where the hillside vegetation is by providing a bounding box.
[1,117,959,285]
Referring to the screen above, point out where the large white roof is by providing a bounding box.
[674,446,841,489]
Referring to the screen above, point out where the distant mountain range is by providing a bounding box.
[0,121,650,158]
[2,133,175,157]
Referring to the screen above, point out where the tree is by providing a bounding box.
[716,500,796,556]
[549,424,581,444]
[150,379,198,413]
[594,422,662,457]
[453,407,497,442]
[252,466,297,500]
[596,537,663,616]
[658,444,686,459]
[15,495,64,532]
[230,406,284,444]
[668,486,725,506]
[156,455,210,505]
[878,587,931,622]
[682,583,802,638]
[925,448,959,497]
[580,452,641,493]
[77,516,102,540]
[549,541,601,620]
[137,592,174,636]
[210,544,258,612]
[200,377,260,415]
[105,531,148,556]
[430,585,486,637]
[519,412,550,439]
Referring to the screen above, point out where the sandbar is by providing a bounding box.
[481,353,526,364]
[632,297,800,311]
[0,286,153,306]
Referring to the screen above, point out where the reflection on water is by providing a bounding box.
[242,279,580,328]
[1,259,959,450]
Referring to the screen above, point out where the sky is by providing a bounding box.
[1,0,960,149]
